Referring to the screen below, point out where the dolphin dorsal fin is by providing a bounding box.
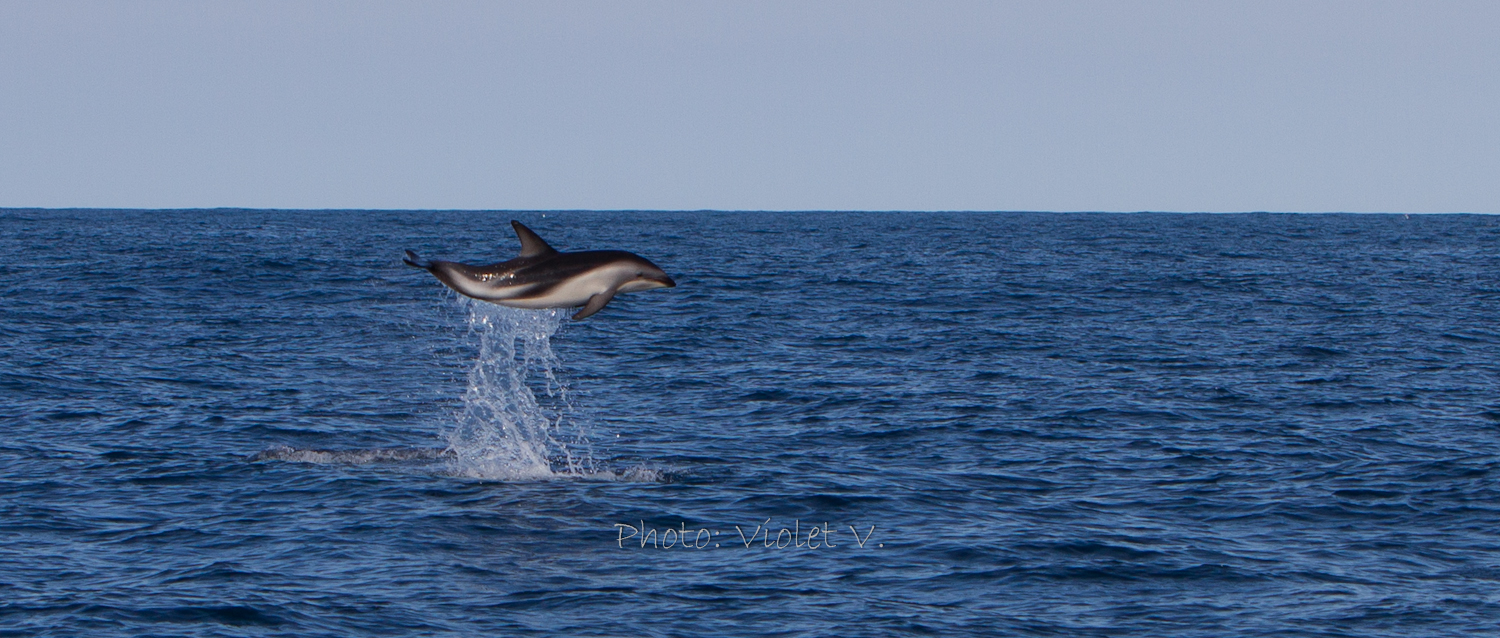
[510,220,557,258]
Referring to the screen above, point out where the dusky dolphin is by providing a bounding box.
[403,220,676,320]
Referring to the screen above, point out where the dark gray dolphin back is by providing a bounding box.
[511,221,557,258]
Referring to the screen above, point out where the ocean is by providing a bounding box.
[3,209,1499,636]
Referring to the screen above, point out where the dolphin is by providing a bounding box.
[403,220,676,320]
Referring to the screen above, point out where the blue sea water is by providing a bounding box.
[3,209,1500,636]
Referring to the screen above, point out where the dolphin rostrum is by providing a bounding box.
[403,221,676,320]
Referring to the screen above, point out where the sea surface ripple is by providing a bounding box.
[2,210,1499,636]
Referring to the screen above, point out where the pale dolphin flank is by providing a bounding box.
[403,220,676,320]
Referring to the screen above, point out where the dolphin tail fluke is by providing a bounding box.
[402,250,431,269]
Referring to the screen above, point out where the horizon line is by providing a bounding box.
[2,207,1492,215]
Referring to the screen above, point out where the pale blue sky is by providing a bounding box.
[2,1,1496,212]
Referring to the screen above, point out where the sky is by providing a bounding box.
[1,1,1497,212]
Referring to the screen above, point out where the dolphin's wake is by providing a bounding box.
[252,298,664,481]
[447,299,593,479]
[251,445,453,464]
[447,300,667,482]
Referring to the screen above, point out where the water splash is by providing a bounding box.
[445,300,595,480]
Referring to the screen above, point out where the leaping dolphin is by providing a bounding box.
[403,221,676,320]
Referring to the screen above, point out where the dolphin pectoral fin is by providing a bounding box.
[511,221,559,259]
[572,288,618,320]
[402,250,431,269]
